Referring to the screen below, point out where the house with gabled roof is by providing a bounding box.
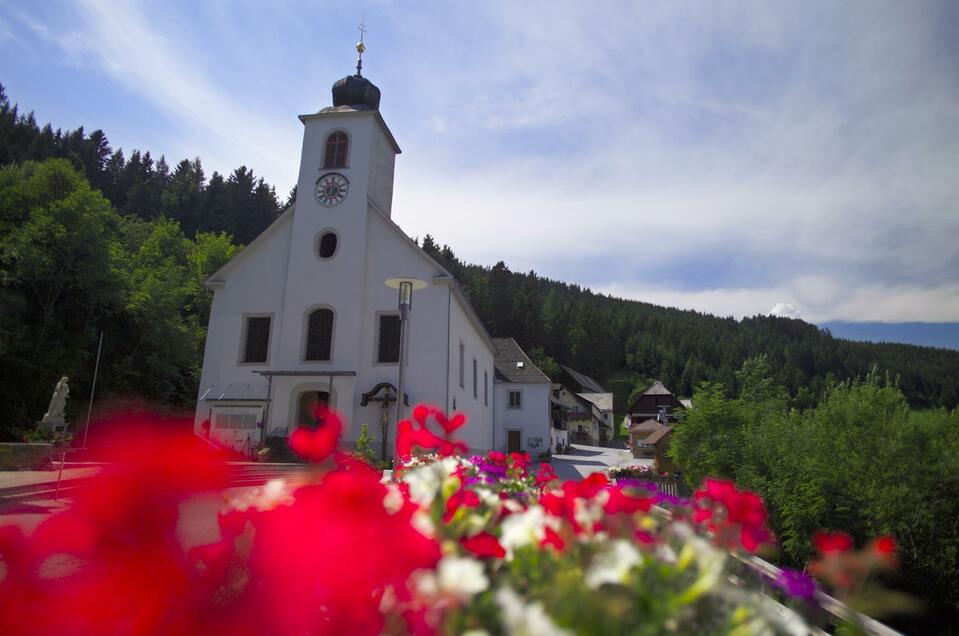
[551,365,614,446]
[626,380,684,425]
[491,338,552,456]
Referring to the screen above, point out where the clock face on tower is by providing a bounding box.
[315,173,349,207]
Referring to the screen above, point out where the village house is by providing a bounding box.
[626,380,684,424]
[551,365,614,446]
[625,380,685,470]
[491,338,552,456]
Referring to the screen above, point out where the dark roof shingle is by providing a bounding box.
[491,338,551,383]
[560,365,605,393]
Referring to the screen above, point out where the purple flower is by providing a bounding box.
[654,492,691,507]
[773,568,817,600]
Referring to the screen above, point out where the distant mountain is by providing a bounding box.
[820,322,959,351]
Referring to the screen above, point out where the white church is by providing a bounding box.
[194,47,553,461]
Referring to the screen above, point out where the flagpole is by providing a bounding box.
[82,331,103,449]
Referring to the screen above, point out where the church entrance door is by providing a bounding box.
[297,391,330,428]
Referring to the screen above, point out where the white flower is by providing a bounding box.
[413,557,489,601]
[228,478,292,511]
[584,540,642,589]
[474,487,500,508]
[411,509,435,537]
[499,506,547,553]
[437,556,489,599]
[495,587,574,636]
[382,483,404,514]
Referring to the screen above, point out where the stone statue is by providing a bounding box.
[40,376,70,430]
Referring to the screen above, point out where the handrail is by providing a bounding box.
[732,553,904,636]
[194,433,223,452]
[638,495,904,636]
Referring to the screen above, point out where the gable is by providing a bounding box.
[367,207,496,356]
[205,206,294,289]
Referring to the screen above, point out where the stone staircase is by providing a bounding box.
[262,436,303,464]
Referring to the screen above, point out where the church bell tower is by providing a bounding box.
[276,30,401,372]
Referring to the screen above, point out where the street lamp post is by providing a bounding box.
[384,277,427,469]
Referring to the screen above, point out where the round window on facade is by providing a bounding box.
[317,231,338,259]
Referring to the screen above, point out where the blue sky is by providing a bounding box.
[1,0,958,323]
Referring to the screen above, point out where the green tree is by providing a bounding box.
[354,423,376,465]
[0,159,123,431]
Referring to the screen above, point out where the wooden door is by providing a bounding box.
[507,430,521,453]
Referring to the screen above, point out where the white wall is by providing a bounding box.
[447,292,496,452]
[194,213,294,431]
[493,382,551,455]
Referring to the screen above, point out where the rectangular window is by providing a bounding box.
[458,342,465,388]
[484,370,489,406]
[508,390,522,409]
[472,358,478,398]
[376,314,401,363]
[242,316,271,363]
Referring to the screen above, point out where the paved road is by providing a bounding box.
[549,444,653,481]
[0,448,652,542]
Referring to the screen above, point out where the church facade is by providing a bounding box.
[194,64,530,458]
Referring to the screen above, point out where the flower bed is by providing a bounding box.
[0,405,900,635]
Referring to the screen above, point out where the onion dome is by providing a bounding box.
[331,30,381,110]
[332,74,381,110]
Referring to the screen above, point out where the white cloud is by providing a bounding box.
[5,1,957,322]
[769,303,802,319]
[597,280,959,323]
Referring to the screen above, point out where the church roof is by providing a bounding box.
[366,207,496,357]
[332,74,381,110]
[491,338,551,383]
[205,206,294,287]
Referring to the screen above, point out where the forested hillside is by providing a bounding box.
[1,84,956,436]
[419,237,959,409]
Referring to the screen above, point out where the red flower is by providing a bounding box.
[461,532,506,558]
[534,463,558,490]
[872,535,896,555]
[604,487,652,515]
[693,477,772,553]
[813,531,854,555]
[635,530,657,547]
[435,411,467,435]
[568,472,609,499]
[444,488,481,522]
[541,526,566,551]
[396,404,468,460]
[289,405,342,461]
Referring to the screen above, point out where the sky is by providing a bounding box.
[1,0,957,324]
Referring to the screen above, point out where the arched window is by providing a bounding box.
[305,308,334,361]
[323,131,349,169]
[317,231,338,259]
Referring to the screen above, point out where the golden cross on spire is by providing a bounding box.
[355,15,367,76]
